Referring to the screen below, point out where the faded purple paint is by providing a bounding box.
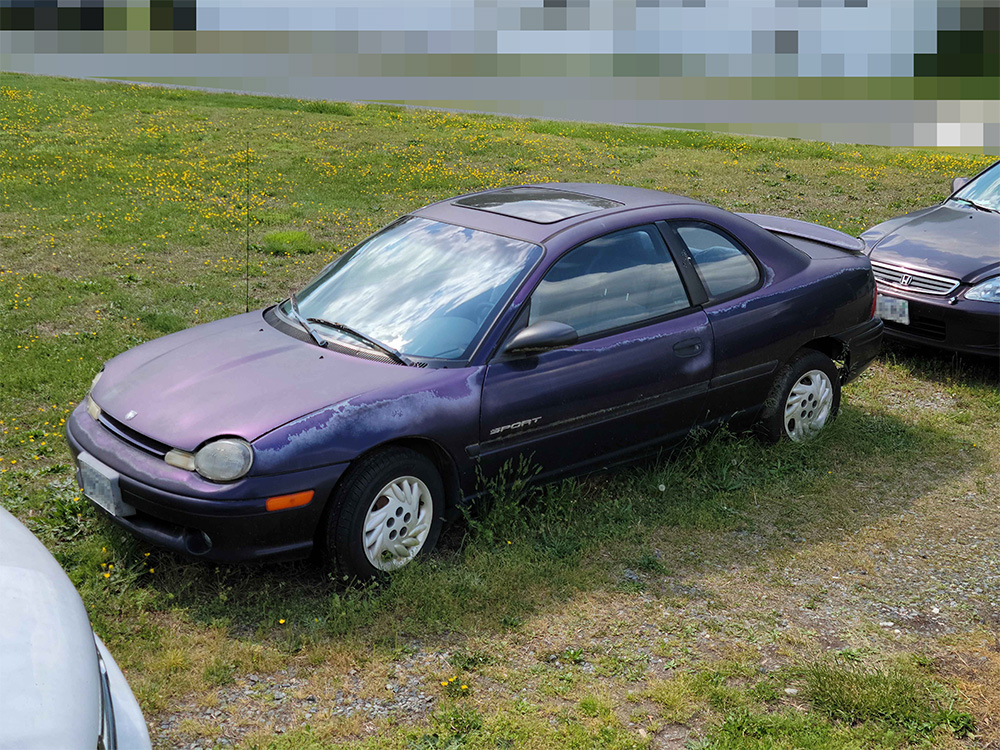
[93,312,432,452]
[252,368,484,484]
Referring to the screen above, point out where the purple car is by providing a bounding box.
[863,160,999,358]
[67,184,882,579]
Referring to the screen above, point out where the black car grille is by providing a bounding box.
[884,314,947,341]
[871,261,959,297]
[98,412,171,458]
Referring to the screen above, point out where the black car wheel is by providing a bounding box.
[325,447,444,580]
[756,350,841,443]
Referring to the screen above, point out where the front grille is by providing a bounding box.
[872,261,959,297]
[886,318,946,340]
[883,313,947,341]
[98,412,171,458]
[911,318,947,340]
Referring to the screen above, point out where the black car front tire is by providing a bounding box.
[756,350,841,443]
[324,447,444,581]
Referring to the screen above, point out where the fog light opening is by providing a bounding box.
[185,529,213,555]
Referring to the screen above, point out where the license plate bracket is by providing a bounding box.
[78,452,135,518]
[876,294,910,325]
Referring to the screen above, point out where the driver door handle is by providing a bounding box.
[673,337,704,358]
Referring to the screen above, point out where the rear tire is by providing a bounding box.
[324,448,444,581]
[756,350,840,443]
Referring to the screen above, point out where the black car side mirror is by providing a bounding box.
[951,176,970,193]
[501,320,578,356]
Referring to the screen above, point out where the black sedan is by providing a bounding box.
[862,160,1000,357]
[69,185,882,578]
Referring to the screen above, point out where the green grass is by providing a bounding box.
[260,230,322,256]
[804,659,975,735]
[1,73,997,748]
[641,656,974,749]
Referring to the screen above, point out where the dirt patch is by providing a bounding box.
[937,646,1000,748]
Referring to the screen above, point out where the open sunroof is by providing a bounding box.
[454,187,622,224]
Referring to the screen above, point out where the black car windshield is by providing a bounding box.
[282,217,542,360]
[949,161,1000,212]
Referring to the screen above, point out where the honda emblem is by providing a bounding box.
[125,410,138,421]
[899,274,913,286]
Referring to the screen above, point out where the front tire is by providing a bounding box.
[756,350,840,443]
[325,448,444,580]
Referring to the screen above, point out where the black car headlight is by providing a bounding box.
[966,276,1000,303]
[165,438,253,482]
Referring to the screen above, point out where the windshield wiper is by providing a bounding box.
[307,318,412,366]
[952,197,997,214]
[287,294,328,348]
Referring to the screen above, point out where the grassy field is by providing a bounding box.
[1,73,998,750]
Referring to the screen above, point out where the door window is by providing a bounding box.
[672,221,760,299]
[529,225,690,338]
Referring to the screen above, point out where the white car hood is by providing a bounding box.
[0,508,100,750]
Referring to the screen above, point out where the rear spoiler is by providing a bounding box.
[738,213,866,254]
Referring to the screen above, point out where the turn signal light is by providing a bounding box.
[265,490,314,512]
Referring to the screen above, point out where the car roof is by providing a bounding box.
[412,183,706,245]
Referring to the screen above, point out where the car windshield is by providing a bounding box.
[949,161,1000,212]
[282,217,542,360]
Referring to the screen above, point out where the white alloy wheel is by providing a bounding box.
[362,475,433,571]
[783,368,834,442]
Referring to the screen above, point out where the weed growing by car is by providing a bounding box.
[1,74,997,748]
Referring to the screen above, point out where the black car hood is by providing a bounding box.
[866,204,1000,284]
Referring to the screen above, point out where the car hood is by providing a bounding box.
[0,507,101,750]
[93,310,432,451]
[864,203,1000,283]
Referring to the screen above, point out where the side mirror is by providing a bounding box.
[501,320,578,356]
[951,176,970,193]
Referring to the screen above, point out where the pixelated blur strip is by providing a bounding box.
[1,1,997,151]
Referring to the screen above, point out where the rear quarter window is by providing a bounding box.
[672,221,760,300]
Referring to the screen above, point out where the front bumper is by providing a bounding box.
[877,288,999,358]
[66,404,349,562]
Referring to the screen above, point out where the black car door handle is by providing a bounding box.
[673,337,704,358]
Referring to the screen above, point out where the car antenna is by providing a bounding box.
[245,139,251,314]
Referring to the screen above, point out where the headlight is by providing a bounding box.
[86,368,105,420]
[86,394,102,421]
[193,438,253,482]
[966,276,1000,303]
